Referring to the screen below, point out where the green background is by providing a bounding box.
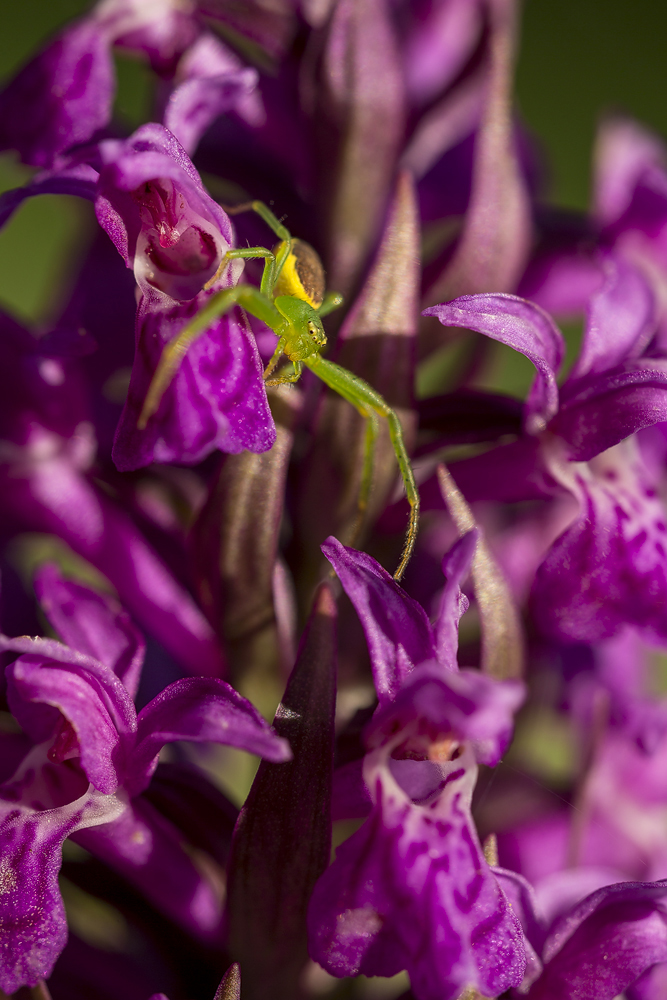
[1,0,667,323]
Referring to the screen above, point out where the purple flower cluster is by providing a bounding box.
[1,1,667,999]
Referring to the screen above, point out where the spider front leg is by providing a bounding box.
[263,338,303,385]
[304,354,419,582]
[138,283,283,429]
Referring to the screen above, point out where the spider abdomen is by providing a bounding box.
[273,239,326,308]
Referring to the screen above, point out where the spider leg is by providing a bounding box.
[305,354,419,581]
[345,409,379,550]
[265,359,303,386]
[204,247,276,291]
[138,284,282,430]
[263,337,287,381]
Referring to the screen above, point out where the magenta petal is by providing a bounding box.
[322,537,435,703]
[434,530,477,668]
[532,440,667,643]
[96,122,233,292]
[493,866,545,987]
[165,68,259,155]
[35,563,145,699]
[553,362,667,460]
[366,664,525,767]
[0,789,125,995]
[0,456,224,676]
[0,20,114,167]
[519,251,605,319]
[568,256,655,381]
[529,881,667,1000]
[594,117,667,227]
[130,677,291,794]
[308,746,525,1000]
[424,294,564,433]
[403,0,483,105]
[629,961,667,1000]
[73,796,225,939]
[0,164,98,229]
[6,652,136,794]
[112,291,275,470]
[110,1,198,74]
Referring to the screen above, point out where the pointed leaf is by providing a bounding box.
[316,0,405,294]
[190,398,295,677]
[214,964,241,1000]
[426,0,531,302]
[437,464,524,679]
[226,583,337,1000]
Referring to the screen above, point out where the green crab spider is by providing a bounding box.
[138,201,420,581]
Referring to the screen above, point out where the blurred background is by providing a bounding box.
[1,0,667,323]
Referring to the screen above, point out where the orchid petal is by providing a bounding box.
[424,293,564,433]
[533,438,667,643]
[0,21,114,168]
[34,563,144,699]
[164,69,259,155]
[130,678,291,794]
[322,536,435,703]
[529,881,667,1000]
[0,461,224,677]
[569,256,655,381]
[403,0,483,105]
[0,789,125,995]
[594,117,667,227]
[112,291,275,470]
[309,743,525,1000]
[554,361,667,460]
[6,652,136,794]
[434,530,477,668]
[366,663,525,767]
[96,123,233,297]
[73,795,224,939]
[0,164,98,229]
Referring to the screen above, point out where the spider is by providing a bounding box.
[138,201,419,581]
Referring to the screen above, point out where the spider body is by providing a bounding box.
[273,239,326,308]
[138,201,420,580]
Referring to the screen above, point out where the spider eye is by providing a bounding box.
[308,320,326,345]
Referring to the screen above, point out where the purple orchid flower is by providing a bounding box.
[94,122,276,469]
[308,534,526,1000]
[494,867,667,999]
[0,0,234,168]
[0,122,277,470]
[0,310,224,676]
[162,32,264,156]
[519,115,667,339]
[502,629,667,895]
[592,116,667,347]
[0,564,290,994]
[424,254,667,644]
